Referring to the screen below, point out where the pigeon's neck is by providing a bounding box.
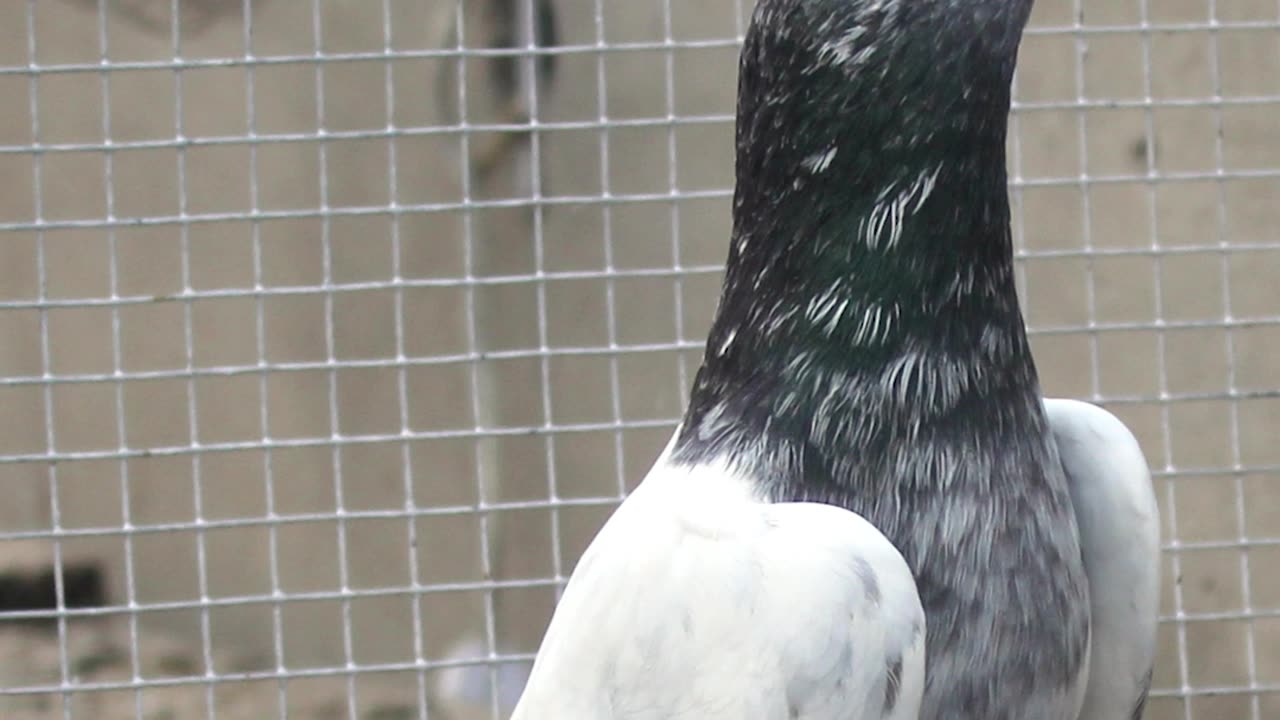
[670,2,1046,490]
[670,153,1044,486]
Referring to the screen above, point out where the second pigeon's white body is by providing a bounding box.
[510,400,1159,719]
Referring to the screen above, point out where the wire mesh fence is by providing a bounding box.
[0,0,1276,718]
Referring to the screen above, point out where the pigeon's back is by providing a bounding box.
[511,454,925,720]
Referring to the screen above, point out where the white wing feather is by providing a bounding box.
[1045,399,1161,720]
[512,446,926,720]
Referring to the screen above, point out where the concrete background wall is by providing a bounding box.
[0,0,1276,718]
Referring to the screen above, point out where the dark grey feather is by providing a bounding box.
[671,1,1091,718]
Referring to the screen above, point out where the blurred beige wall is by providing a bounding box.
[0,1,1277,718]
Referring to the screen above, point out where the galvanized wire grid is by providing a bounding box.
[0,0,1276,719]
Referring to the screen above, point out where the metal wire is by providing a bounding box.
[0,1,1277,719]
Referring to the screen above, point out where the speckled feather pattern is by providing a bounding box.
[512,454,929,719]
[511,1,1160,718]
[674,1,1092,718]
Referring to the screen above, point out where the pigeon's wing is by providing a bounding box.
[511,453,926,720]
[1045,399,1161,720]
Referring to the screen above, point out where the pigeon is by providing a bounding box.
[510,1,1161,718]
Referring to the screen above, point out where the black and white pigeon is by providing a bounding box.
[511,1,1161,718]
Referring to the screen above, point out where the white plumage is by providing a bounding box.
[509,401,1159,719]
[506,0,1162,715]
[1047,399,1162,720]
[512,441,926,719]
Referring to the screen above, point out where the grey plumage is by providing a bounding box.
[676,3,1089,714]
[512,1,1160,718]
